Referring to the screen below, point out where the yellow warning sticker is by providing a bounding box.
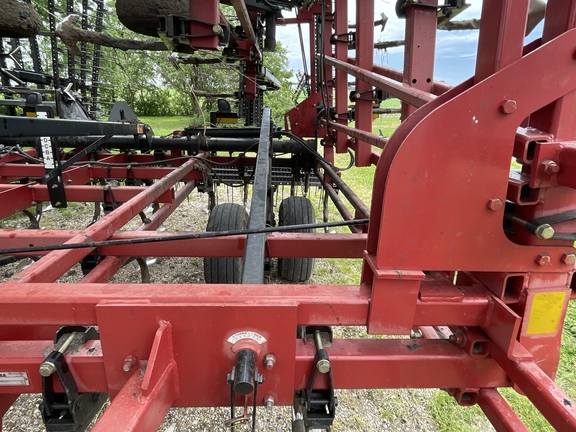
[526,292,567,335]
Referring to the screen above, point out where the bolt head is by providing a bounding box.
[562,253,576,266]
[487,198,503,211]
[500,99,517,114]
[535,224,555,240]
[539,160,560,174]
[536,253,551,266]
[264,394,274,410]
[316,359,331,374]
[212,25,223,35]
[39,362,56,377]
[449,332,465,346]
[123,355,137,372]
[264,353,276,370]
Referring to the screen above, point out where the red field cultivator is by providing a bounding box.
[2,0,576,430]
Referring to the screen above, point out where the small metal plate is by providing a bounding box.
[0,372,29,387]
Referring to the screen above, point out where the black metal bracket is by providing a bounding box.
[42,136,67,208]
[39,326,107,432]
[226,350,265,432]
[294,326,337,431]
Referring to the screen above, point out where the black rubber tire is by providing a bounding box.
[203,203,249,284]
[116,0,188,36]
[278,196,316,282]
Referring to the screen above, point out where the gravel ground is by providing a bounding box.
[1,186,444,431]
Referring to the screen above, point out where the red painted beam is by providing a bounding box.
[0,164,202,182]
[478,388,529,432]
[0,282,492,328]
[325,55,436,108]
[8,159,196,283]
[0,338,511,398]
[0,231,367,258]
[80,179,199,283]
[324,120,389,149]
[294,339,508,390]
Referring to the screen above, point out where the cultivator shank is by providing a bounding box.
[2,0,576,431]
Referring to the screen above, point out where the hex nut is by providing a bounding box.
[536,253,551,266]
[122,355,137,372]
[39,361,56,377]
[264,394,274,410]
[562,253,576,266]
[535,224,555,240]
[486,198,503,211]
[539,160,560,174]
[264,353,276,371]
[317,358,331,374]
[500,99,517,114]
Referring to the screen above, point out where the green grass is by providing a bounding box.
[138,116,193,136]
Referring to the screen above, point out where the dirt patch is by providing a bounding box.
[0,0,42,38]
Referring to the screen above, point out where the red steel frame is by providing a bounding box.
[2,0,576,430]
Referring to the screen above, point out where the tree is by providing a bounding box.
[3,1,295,120]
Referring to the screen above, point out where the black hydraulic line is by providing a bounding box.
[0,219,370,256]
[39,135,113,184]
[242,108,272,284]
[317,159,370,219]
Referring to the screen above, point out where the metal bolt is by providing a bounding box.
[67,178,72,183]
[500,99,517,114]
[264,353,276,371]
[31,201,37,205]
[54,202,61,207]
[314,330,324,350]
[486,198,503,211]
[38,362,56,377]
[28,184,34,189]
[536,253,551,266]
[122,355,137,372]
[212,24,223,36]
[535,224,555,240]
[51,184,58,189]
[539,160,560,174]
[314,331,331,373]
[449,332,465,346]
[355,93,361,99]
[39,333,77,377]
[264,394,274,410]
[562,253,576,266]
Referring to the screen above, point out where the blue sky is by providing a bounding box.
[276,0,545,85]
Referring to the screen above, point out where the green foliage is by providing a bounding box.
[429,391,491,431]
[27,1,294,119]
